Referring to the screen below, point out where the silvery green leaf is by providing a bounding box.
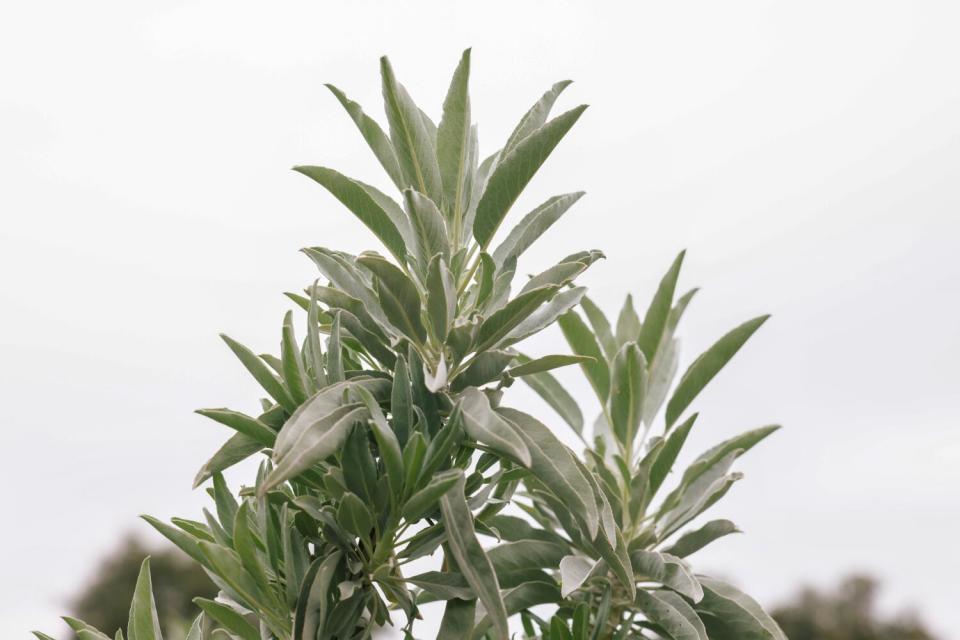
[194,409,276,447]
[615,295,641,345]
[357,254,427,344]
[637,251,685,362]
[437,49,472,219]
[665,315,769,428]
[502,286,586,347]
[404,189,449,268]
[380,57,443,202]
[696,577,787,640]
[437,598,476,640]
[325,84,404,189]
[458,387,531,467]
[406,570,474,600]
[507,354,592,378]
[127,562,163,640]
[220,334,296,413]
[293,166,408,263]
[502,80,573,155]
[630,550,703,602]
[491,192,584,267]
[515,354,584,436]
[473,105,587,249]
[475,285,558,352]
[293,551,343,640]
[498,408,599,540]
[439,474,509,640]
[609,342,647,448]
[559,555,598,598]
[193,433,263,489]
[558,310,610,401]
[519,261,586,295]
[423,354,448,392]
[634,589,708,640]
[663,519,740,558]
[193,599,257,640]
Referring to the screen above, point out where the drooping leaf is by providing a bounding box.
[631,550,703,602]
[193,432,264,489]
[665,315,769,428]
[473,105,587,248]
[559,555,598,598]
[457,387,531,467]
[696,577,787,640]
[439,474,509,640]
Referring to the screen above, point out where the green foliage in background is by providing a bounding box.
[772,576,939,640]
[35,51,784,639]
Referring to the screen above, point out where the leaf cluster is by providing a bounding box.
[34,51,785,640]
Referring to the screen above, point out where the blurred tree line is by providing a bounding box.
[69,538,939,639]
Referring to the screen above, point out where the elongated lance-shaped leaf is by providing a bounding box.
[426,254,456,341]
[404,189,449,268]
[631,550,703,602]
[648,413,697,500]
[306,280,327,389]
[326,311,344,382]
[63,618,112,640]
[558,310,610,402]
[220,334,297,413]
[580,295,617,360]
[281,310,308,405]
[663,519,740,558]
[475,285,559,352]
[515,354,584,435]
[499,408,600,541]
[294,166,408,263]
[637,250,685,362]
[491,192,584,267]
[439,473,509,640]
[391,354,413,446]
[502,80,573,155]
[665,315,770,428]
[437,597,476,640]
[438,49,472,221]
[402,467,462,521]
[193,432,264,489]
[457,387,531,466]
[697,577,787,639]
[193,599,258,640]
[610,342,647,448]
[127,558,162,640]
[473,105,587,248]
[615,294,641,345]
[507,354,593,377]
[195,409,276,447]
[263,404,365,493]
[325,83,404,189]
[380,56,443,202]
[357,254,427,344]
[294,551,343,640]
[503,286,586,347]
[635,590,708,640]
[353,384,403,498]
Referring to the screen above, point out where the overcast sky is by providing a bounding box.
[1,1,958,637]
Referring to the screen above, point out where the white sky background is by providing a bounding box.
[1,0,958,637]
